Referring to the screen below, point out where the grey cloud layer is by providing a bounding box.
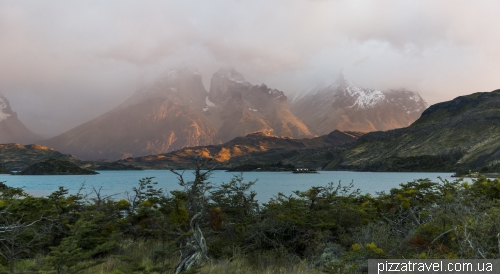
[1,0,499,136]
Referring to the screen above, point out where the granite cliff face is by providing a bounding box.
[326,89,500,172]
[205,68,314,141]
[42,68,313,160]
[0,94,40,144]
[291,73,428,134]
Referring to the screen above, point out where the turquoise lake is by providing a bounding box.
[0,170,460,203]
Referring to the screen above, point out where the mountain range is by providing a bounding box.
[114,89,500,172]
[2,68,428,161]
[1,89,499,173]
[40,68,315,160]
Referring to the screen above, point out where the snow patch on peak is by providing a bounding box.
[409,93,422,103]
[346,88,385,109]
[205,96,215,107]
[0,97,11,122]
[324,74,387,109]
[225,72,245,83]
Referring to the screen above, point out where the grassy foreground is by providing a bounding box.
[12,241,322,274]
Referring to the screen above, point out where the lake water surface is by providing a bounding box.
[0,170,459,203]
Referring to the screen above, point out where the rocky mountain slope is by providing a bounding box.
[41,68,223,160]
[291,73,428,134]
[119,130,362,170]
[0,94,40,144]
[42,68,313,160]
[326,89,500,172]
[42,96,219,160]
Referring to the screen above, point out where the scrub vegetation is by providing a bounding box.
[1,160,500,273]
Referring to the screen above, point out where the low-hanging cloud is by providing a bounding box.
[1,0,499,137]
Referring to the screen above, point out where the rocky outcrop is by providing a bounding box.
[0,143,77,171]
[0,94,40,144]
[291,73,428,134]
[0,143,142,171]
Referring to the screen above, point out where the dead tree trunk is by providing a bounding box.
[172,157,215,274]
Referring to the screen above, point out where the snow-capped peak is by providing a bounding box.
[323,74,386,109]
[409,93,422,103]
[301,73,428,110]
[345,87,385,109]
[0,96,11,122]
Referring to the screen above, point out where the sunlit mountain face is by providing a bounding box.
[41,68,313,160]
[203,67,314,142]
[291,73,428,135]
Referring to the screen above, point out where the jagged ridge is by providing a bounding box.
[291,73,428,134]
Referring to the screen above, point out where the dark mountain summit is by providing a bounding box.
[0,94,40,144]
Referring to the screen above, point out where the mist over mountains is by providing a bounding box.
[1,68,428,160]
[39,68,315,160]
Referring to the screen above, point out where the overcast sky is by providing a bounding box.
[1,0,500,137]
